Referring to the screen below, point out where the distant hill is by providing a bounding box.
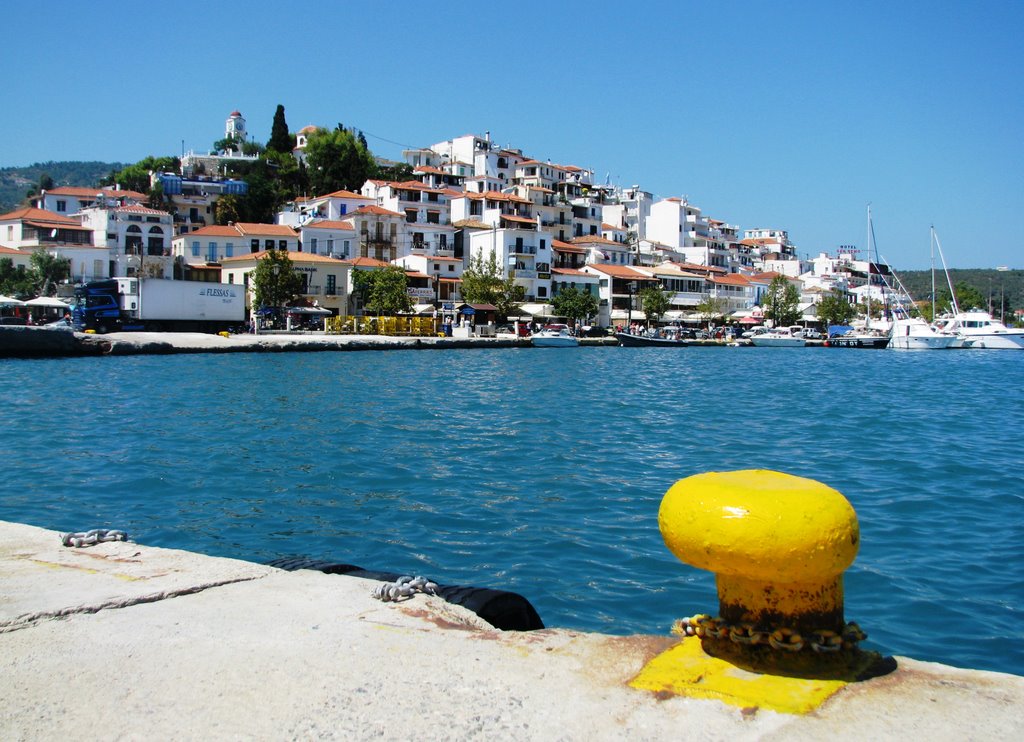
[895,269,1022,313]
[0,161,126,214]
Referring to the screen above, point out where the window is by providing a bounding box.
[56,200,66,212]
[207,242,217,262]
[264,240,274,250]
[192,241,200,257]
[326,275,336,296]
[250,239,259,252]
[339,205,347,215]
[343,240,350,254]
[540,239,546,250]
[225,242,233,258]
[278,240,287,250]
[310,238,318,255]
[326,239,333,254]
[538,286,547,298]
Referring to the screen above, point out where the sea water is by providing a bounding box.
[1,347,1021,676]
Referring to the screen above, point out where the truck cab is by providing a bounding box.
[73,280,125,333]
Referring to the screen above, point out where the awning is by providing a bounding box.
[519,303,557,317]
[25,296,70,308]
[0,295,25,306]
[286,306,332,315]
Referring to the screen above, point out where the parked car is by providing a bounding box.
[580,325,610,337]
[496,323,530,337]
[803,328,823,340]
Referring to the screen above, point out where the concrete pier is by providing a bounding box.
[1,520,1020,740]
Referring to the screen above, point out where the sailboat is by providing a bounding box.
[931,230,1024,349]
[827,206,890,349]
[886,229,957,350]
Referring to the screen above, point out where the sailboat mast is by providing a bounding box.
[865,205,872,329]
[934,229,959,314]
[930,227,936,323]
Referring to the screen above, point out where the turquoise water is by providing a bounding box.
[1,347,1021,676]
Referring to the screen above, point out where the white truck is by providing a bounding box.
[73,277,246,333]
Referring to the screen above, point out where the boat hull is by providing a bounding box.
[827,335,889,349]
[615,333,688,347]
[531,332,579,348]
[750,335,806,347]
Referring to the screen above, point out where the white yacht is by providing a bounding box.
[888,316,956,350]
[749,327,807,347]
[935,310,1024,349]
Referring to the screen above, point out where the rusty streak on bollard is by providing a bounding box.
[658,469,894,680]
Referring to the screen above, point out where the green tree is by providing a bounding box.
[695,293,728,329]
[267,104,294,154]
[551,286,599,326]
[460,249,504,306]
[815,289,855,327]
[104,156,180,193]
[0,257,33,296]
[251,250,304,316]
[304,127,376,195]
[949,281,986,311]
[29,250,70,296]
[459,249,525,319]
[214,194,241,225]
[494,275,526,321]
[360,264,413,315]
[763,276,801,327]
[376,162,414,182]
[638,286,670,326]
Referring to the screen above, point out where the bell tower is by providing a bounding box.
[226,110,247,142]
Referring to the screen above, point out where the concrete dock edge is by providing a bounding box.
[1,520,1021,740]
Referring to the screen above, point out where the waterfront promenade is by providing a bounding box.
[2,520,1020,740]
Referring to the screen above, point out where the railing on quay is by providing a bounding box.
[325,315,440,337]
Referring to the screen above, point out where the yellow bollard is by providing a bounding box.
[657,469,891,679]
[630,470,894,713]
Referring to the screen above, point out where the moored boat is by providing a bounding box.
[749,327,806,347]
[888,316,956,350]
[531,325,579,348]
[934,310,1024,350]
[616,327,689,347]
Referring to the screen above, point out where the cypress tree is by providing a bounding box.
[267,104,294,153]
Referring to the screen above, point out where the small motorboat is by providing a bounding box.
[749,327,806,347]
[531,324,579,348]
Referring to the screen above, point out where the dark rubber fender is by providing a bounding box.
[267,557,544,631]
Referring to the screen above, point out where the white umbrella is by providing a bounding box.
[0,295,24,306]
[24,296,70,308]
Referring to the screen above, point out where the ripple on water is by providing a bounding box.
[0,348,1022,674]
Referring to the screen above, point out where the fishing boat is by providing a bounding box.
[615,327,689,347]
[749,327,806,347]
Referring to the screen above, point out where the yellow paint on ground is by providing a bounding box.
[29,559,144,581]
[629,638,847,715]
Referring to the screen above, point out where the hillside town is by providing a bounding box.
[1,110,896,330]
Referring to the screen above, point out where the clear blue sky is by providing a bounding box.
[3,1,1021,269]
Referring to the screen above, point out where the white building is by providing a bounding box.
[35,186,147,216]
[79,203,174,279]
[301,220,357,259]
[220,250,350,317]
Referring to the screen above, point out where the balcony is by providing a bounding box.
[510,268,538,279]
[510,244,537,256]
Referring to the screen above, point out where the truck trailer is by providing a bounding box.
[73,278,245,333]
